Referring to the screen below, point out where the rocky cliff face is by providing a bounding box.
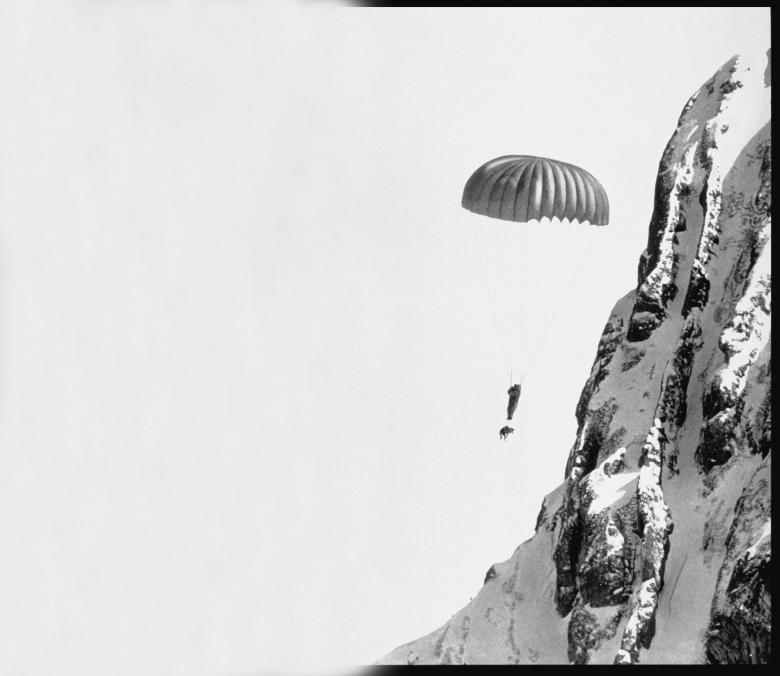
[377,51,771,666]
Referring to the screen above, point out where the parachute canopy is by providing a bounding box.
[462,155,609,225]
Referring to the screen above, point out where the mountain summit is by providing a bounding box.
[378,50,771,666]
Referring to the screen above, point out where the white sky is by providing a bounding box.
[0,3,770,675]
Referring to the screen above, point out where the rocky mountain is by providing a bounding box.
[377,51,771,665]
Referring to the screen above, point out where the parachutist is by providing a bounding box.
[499,425,514,441]
[506,384,521,420]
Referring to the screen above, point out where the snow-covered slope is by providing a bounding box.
[377,51,771,665]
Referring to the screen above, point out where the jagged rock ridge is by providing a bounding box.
[377,51,771,665]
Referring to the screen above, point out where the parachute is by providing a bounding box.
[462,155,609,225]
[461,154,609,435]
